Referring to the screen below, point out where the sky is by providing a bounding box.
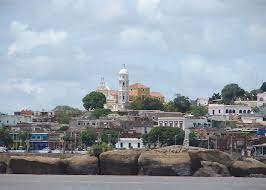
[0,0,266,113]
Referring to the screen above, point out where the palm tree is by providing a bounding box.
[18,131,31,152]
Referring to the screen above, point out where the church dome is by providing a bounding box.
[119,68,128,75]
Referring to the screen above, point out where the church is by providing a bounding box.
[96,65,165,112]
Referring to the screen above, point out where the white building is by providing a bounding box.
[208,104,252,116]
[158,116,210,130]
[115,138,144,149]
[257,92,266,107]
[96,65,129,112]
[0,114,32,126]
[196,98,209,106]
[158,116,185,130]
[118,65,129,111]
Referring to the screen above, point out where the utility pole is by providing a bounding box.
[107,134,111,146]
[230,135,233,156]
[157,135,160,147]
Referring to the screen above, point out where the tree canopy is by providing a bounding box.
[172,94,191,113]
[261,82,266,92]
[189,105,208,116]
[142,127,184,147]
[80,128,97,147]
[82,91,106,111]
[221,83,245,104]
[100,129,119,145]
[0,127,13,147]
[53,105,82,124]
[91,108,112,119]
[129,96,164,110]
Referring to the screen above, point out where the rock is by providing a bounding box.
[100,150,142,175]
[0,161,7,174]
[7,156,66,174]
[188,149,233,172]
[64,155,98,175]
[230,158,266,177]
[193,161,231,177]
[138,150,192,176]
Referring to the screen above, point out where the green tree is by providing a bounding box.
[142,127,184,147]
[0,128,13,147]
[129,97,164,110]
[221,83,245,104]
[100,129,119,145]
[260,82,266,92]
[163,101,176,112]
[82,91,106,111]
[90,143,110,157]
[173,94,191,113]
[142,97,164,110]
[91,108,112,119]
[189,105,208,116]
[54,105,82,124]
[59,125,69,131]
[18,131,31,151]
[80,128,97,147]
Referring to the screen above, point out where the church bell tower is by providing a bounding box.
[118,64,129,111]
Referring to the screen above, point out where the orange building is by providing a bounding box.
[129,83,165,103]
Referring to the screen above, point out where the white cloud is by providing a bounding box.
[119,27,167,50]
[248,23,266,50]
[137,0,160,18]
[100,0,126,20]
[0,79,43,95]
[8,21,67,56]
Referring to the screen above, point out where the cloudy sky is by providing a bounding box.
[0,0,266,113]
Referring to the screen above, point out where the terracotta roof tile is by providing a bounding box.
[150,92,164,98]
[129,83,149,89]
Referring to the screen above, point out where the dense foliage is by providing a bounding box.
[129,96,164,110]
[100,129,119,145]
[53,105,82,124]
[91,108,112,119]
[142,127,184,147]
[0,127,13,147]
[80,128,97,147]
[189,105,208,116]
[82,91,106,111]
[221,83,245,104]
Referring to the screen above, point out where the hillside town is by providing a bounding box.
[0,66,265,162]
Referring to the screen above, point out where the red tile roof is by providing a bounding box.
[129,83,149,89]
[150,92,164,98]
[109,90,118,96]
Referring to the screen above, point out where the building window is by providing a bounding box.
[226,109,229,113]
[232,110,235,113]
[212,110,215,115]
[128,143,131,148]
[138,143,140,148]
[218,110,221,114]
[123,82,125,87]
[243,110,246,114]
[229,110,232,113]
[7,120,8,123]
[179,121,183,128]
[247,110,251,114]
[164,122,168,126]
[120,142,123,148]
[169,121,173,127]
[239,110,242,114]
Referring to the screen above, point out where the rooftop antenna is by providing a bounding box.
[123,64,126,69]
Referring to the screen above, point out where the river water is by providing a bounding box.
[0,174,265,190]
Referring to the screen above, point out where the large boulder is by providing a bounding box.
[193,161,231,177]
[7,156,66,174]
[188,149,233,171]
[138,150,192,176]
[0,161,7,174]
[100,149,142,175]
[64,155,98,175]
[230,158,266,177]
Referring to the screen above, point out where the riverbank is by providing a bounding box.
[1,146,266,177]
[1,175,266,190]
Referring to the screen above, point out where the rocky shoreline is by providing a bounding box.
[1,146,266,177]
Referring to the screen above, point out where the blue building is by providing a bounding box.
[10,132,49,150]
